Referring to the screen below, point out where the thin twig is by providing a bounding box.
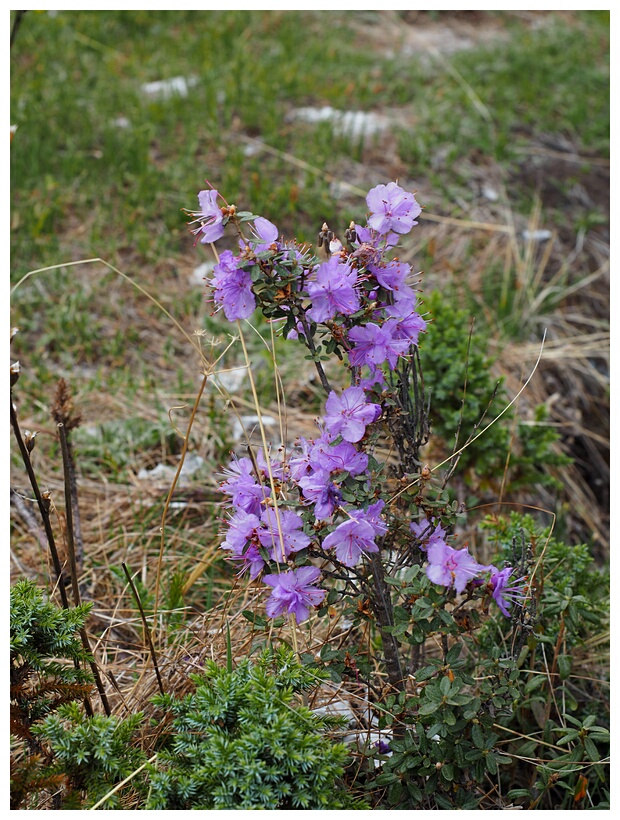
[58,422,111,717]
[90,754,158,810]
[10,398,69,609]
[122,563,165,696]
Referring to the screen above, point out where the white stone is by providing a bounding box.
[288,105,390,139]
[522,229,552,242]
[138,452,205,483]
[208,366,247,393]
[232,414,277,443]
[141,76,198,100]
[190,261,215,286]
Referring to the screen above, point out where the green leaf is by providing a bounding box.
[446,643,462,664]
[374,773,399,786]
[507,788,532,799]
[584,737,601,762]
[418,701,440,716]
[556,731,580,746]
[524,675,545,694]
[471,722,485,749]
[441,763,454,782]
[414,665,437,682]
[557,654,572,681]
[242,610,267,627]
[486,752,498,775]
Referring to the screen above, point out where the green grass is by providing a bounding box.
[397,13,609,172]
[11,11,609,274]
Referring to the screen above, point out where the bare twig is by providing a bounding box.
[122,563,165,697]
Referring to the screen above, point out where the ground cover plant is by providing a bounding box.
[10,10,608,811]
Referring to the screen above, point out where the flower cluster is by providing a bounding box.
[189,181,525,623]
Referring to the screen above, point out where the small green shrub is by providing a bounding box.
[10,581,94,808]
[147,647,368,810]
[10,580,93,742]
[420,289,570,488]
[34,704,148,810]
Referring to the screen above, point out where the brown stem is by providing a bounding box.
[298,313,332,396]
[58,423,111,717]
[368,554,405,693]
[10,398,69,609]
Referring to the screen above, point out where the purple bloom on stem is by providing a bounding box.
[354,223,399,251]
[323,518,379,567]
[250,217,279,252]
[375,739,392,755]
[220,510,264,579]
[222,510,260,548]
[410,518,447,551]
[366,182,421,236]
[306,257,360,323]
[188,189,225,244]
[369,260,411,293]
[310,437,369,476]
[426,542,484,594]
[220,455,268,516]
[257,508,311,562]
[209,250,256,321]
[324,386,381,443]
[298,470,343,520]
[357,367,387,392]
[263,567,326,622]
[350,499,388,537]
[488,566,527,618]
[288,437,313,482]
[348,320,410,370]
[383,304,427,345]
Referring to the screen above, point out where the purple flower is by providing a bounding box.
[488,566,527,618]
[355,223,399,249]
[383,305,427,345]
[220,455,268,516]
[220,510,264,579]
[209,250,256,321]
[254,447,288,482]
[288,437,313,483]
[257,508,311,562]
[298,469,343,520]
[309,437,369,477]
[369,260,411,293]
[374,739,392,755]
[348,320,410,370]
[366,182,421,236]
[357,367,387,392]
[324,386,381,443]
[263,566,326,622]
[187,189,225,244]
[286,318,306,341]
[306,257,360,323]
[426,542,484,594]
[410,518,447,551]
[250,217,279,252]
[222,509,260,548]
[323,518,379,567]
[350,500,388,537]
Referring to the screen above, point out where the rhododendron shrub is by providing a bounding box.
[186,182,531,694]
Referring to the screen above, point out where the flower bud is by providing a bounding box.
[10,361,20,386]
[24,430,37,453]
